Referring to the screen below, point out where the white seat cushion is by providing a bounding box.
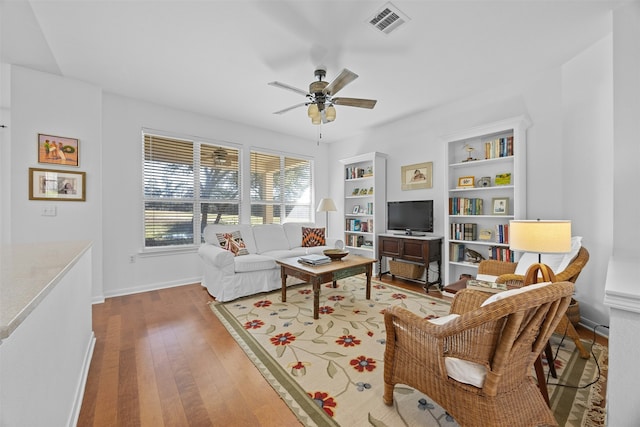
[514,236,582,276]
[233,254,278,273]
[428,314,487,388]
[480,281,551,307]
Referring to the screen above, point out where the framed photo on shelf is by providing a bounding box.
[352,205,360,214]
[491,197,509,215]
[38,133,79,167]
[29,167,86,201]
[457,176,475,188]
[351,188,360,196]
[401,161,433,190]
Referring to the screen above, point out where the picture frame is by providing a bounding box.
[457,176,475,188]
[29,168,86,201]
[491,197,509,215]
[352,205,360,214]
[352,188,360,196]
[38,133,79,167]
[401,161,433,190]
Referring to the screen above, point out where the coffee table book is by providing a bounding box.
[467,279,507,294]
[298,254,331,265]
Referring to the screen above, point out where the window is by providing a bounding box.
[250,151,312,224]
[143,132,240,248]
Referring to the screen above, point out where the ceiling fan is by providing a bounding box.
[268,67,377,125]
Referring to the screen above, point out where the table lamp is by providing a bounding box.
[509,219,571,283]
[316,198,337,238]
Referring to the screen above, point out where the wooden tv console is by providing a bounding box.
[378,233,443,291]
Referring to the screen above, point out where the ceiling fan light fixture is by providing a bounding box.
[326,105,336,122]
[307,103,319,118]
[311,114,321,125]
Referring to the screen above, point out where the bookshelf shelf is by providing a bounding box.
[443,116,530,285]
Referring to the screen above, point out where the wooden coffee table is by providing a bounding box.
[277,254,375,319]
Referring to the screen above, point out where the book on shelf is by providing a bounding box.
[298,254,331,265]
[488,246,515,262]
[494,223,509,243]
[467,279,508,294]
[448,197,483,215]
[449,242,466,262]
[450,223,477,241]
[484,136,514,159]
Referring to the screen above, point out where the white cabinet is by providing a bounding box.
[443,116,530,285]
[339,152,387,262]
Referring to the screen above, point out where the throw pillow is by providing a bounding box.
[216,231,249,256]
[301,227,326,247]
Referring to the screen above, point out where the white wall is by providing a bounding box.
[329,35,614,328]
[9,65,104,298]
[101,93,329,298]
[561,35,614,326]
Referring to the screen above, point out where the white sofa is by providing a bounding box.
[199,223,335,301]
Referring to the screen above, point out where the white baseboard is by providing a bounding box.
[101,276,203,300]
[68,332,96,427]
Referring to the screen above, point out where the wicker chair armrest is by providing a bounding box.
[494,273,525,287]
[477,259,517,276]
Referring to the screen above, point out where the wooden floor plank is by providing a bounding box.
[79,279,606,426]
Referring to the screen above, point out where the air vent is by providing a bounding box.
[367,2,410,35]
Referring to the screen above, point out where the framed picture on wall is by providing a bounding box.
[401,161,433,190]
[37,134,79,166]
[29,168,86,201]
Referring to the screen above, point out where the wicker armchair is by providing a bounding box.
[383,281,574,427]
[477,247,590,359]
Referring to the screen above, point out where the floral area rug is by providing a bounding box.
[210,275,607,427]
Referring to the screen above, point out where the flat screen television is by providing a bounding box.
[387,200,434,235]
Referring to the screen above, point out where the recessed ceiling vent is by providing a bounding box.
[367,2,410,35]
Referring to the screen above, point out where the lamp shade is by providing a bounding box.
[509,220,571,253]
[316,198,337,212]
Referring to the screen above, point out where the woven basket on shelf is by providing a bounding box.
[566,298,580,326]
[389,260,425,279]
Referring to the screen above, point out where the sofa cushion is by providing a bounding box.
[204,224,257,253]
[233,254,278,273]
[216,230,249,256]
[283,222,315,249]
[252,224,290,253]
[302,227,326,247]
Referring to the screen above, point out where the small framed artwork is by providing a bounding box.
[401,161,433,190]
[352,205,360,214]
[352,188,360,196]
[495,172,512,186]
[38,134,79,166]
[29,168,86,201]
[491,197,509,215]
[457,176,475,188]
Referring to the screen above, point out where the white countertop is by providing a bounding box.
[604,254,640,314]
[0,240,92,340]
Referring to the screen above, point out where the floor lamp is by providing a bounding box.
[509,219,571,406]
[316,198,337,238]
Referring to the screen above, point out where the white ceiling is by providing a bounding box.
[1,0,619,143]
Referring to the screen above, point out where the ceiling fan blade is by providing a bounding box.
[323,68,358,96]
[332,97,377,109]
[268,81,309,97]
[273,102,307,115]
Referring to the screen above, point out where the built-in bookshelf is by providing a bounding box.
[339,152,387,262]
[443,116,530,285]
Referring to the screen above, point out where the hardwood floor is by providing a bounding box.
[78,277,607,426]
